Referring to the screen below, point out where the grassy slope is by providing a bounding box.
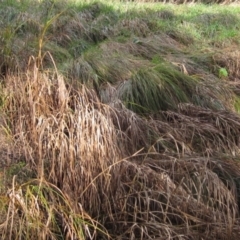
[1,0,240,239]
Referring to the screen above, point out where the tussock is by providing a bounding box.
[165,54,234,110]
[81,46,148,86]
[1,1,240,239]
[166,29,194,46]
[109,100,156,154]
[161,104,240,155]
[3,61,240,239]
[155,9,175,20]
[1,61,239,239]
[4,61,120,215]
[194,12,239,27]
[115,18,152,38]
[1,179,99,240]
[213,49,240,94]
[107,159,238,239]
[128,34,187,58]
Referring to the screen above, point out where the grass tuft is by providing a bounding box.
[1,1,240,239]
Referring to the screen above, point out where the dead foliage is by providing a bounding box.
[1,1,240,239]
[0,178,99,240]
[106,159,239,239]
[161,104,240,155]
[213,49,240,95]
[1,60,240,239]
[3,62,121,217]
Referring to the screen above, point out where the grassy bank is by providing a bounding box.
[1,0,240,239]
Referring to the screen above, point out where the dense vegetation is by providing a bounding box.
[1,0,240,239]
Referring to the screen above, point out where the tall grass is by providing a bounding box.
[1,57,240,239]
[1,0,240,239]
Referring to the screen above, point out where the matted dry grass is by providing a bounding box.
[0,59,240,239]
[1,1,240,238]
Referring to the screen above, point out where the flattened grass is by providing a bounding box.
[1,0,240,239]
[1,59,240,239]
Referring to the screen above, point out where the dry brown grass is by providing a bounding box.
[160,104,240,155]
[106,158,239,239]
[0,58,240,239]
[0,58,120,238]
[213,48,240,97]
[4,58,120,206]
[1,1,240,239]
